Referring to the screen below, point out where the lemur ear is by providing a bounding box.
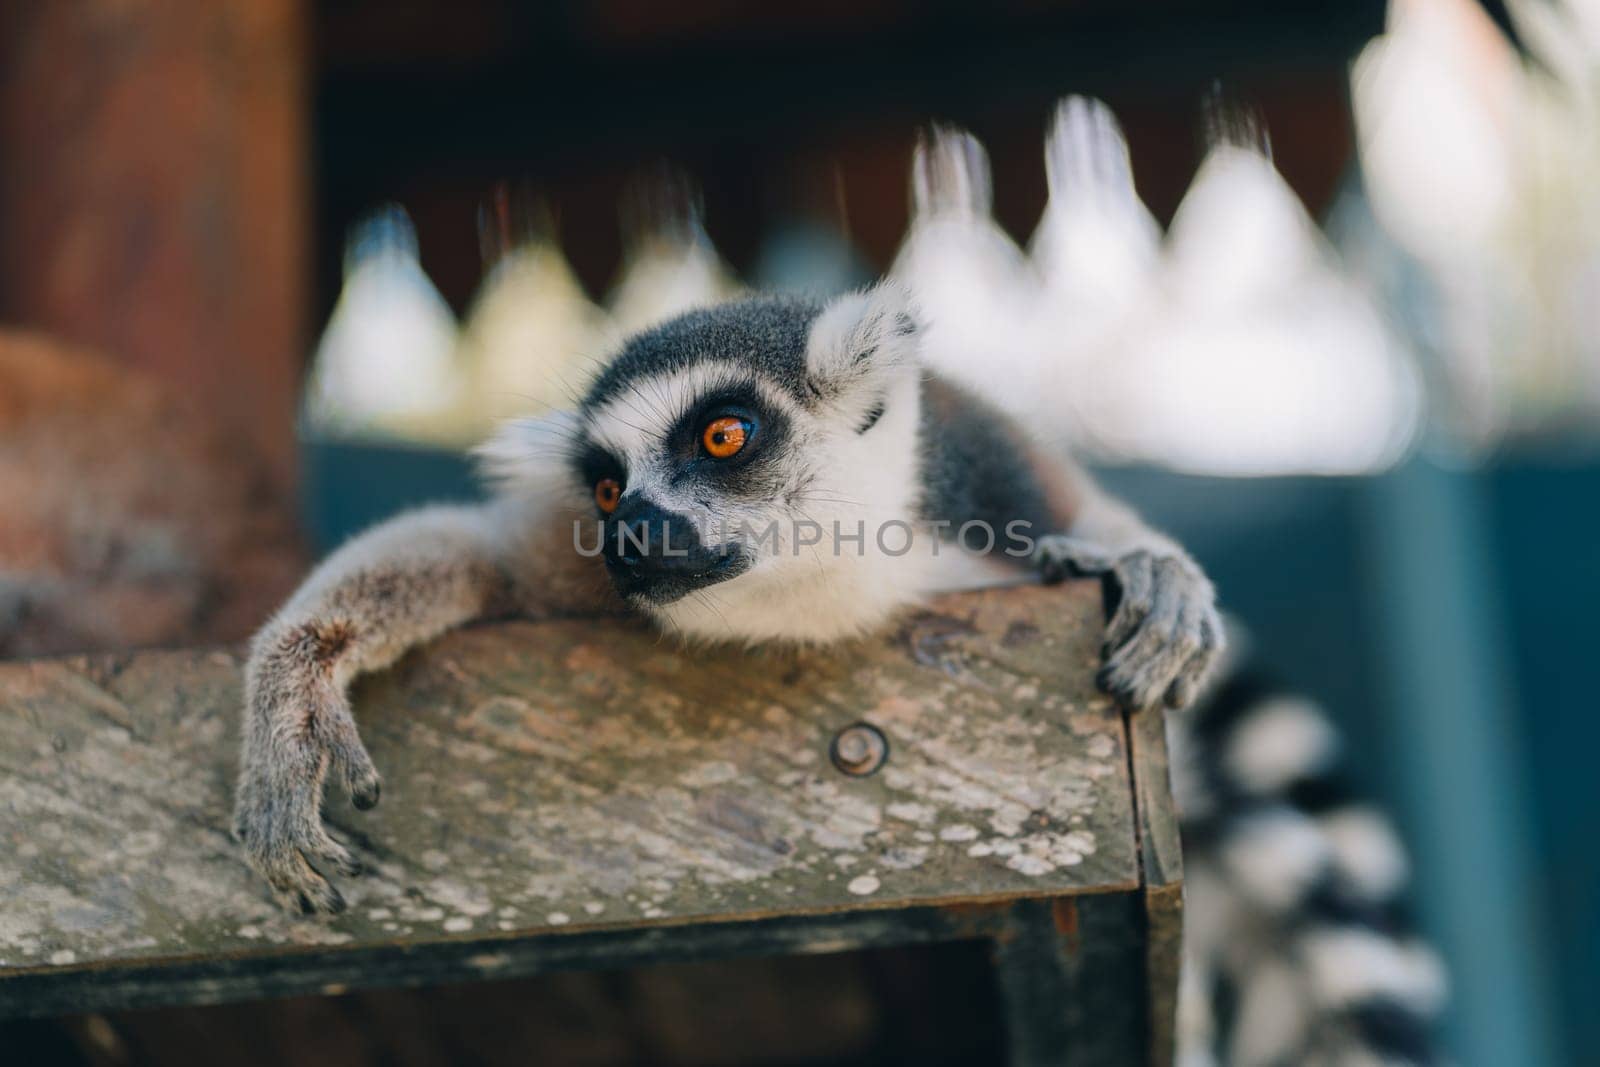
[474,409,583,497]
[803,282,922,417]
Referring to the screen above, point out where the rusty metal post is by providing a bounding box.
[0,0,309,489]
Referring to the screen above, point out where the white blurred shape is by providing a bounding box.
[1081,139,1421,475]
[1509,0,1597,96]
[1300,929,1449,1013]
[891,125,1042,420]
[891,103,1421,475]
[1577,0,1600,51]
[1351,0,1517,267]
[1222,696,1340,796]
[607,172,741,336]
[1031,96,1161,314]
[1354,0,1600,443]
[1028,98,1162,445]
[456,195,611,435]
[1164,145,1322,310]
[1219,810,1332,911]
[1228,957,1312,1067]
[1320,807,1412,899]
[304,206,464,443]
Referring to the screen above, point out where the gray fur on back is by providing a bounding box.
[916,376,1061,547]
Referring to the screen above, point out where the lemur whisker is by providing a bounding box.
[644,374,674,417]
[687,589,735,636]
[596,404,655,438]
[621,380,667,425]
[792,492,867,510]
[484,390,553,416]
[547,369,589,410]
[786,504,831,579]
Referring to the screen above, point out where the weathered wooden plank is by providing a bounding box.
[1128,708,1185,1067]
[0,583,1145,1019]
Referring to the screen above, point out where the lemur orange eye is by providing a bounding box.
[701,416,750,459]
[594,478,622,514]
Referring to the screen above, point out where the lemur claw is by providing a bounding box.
[1034,537,1223,712]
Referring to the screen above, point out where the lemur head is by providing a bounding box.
[484,284,928,643]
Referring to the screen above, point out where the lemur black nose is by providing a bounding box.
[608,497,698,565]
[602,495,749,603]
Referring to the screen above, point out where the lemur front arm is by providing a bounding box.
[915,383,1222,712]
[1030,459,1223,713]
[233,497,607,915]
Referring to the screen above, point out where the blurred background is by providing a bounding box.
[2,1,1597,1064]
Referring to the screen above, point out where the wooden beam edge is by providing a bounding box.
[1126,707,1185,1066]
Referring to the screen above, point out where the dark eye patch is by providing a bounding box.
[576,442,627,493]
[665,384,791,498]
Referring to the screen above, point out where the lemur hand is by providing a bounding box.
[1033,535,1223,711]
[233,626,382,915]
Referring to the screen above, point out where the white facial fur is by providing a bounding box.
[579,286,947,644]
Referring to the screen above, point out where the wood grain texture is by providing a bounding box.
[0,582,1152,1019]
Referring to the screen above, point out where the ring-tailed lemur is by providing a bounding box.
[235,286,1440,1064]
[236,134,1444,1067]
[236,282,1222,903]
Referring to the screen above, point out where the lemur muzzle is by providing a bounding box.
[602,496,747,603]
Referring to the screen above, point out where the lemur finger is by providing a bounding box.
[295,858,348,915]
[234,729,354,912]
[1162,638,1207,711]
[348,771,382,812]
[257,848,346,916]
[1106,554,1173,664]
[328,723,382,811]
[307,826,365,879]
[1100,644,1178,712]
[1099,664,1171,713]
[1165,612,1223,709]
[1099,637,1177,710]
[1102,560,1190,709]
[1105,551,1156,652]
[1151,596,1206,710]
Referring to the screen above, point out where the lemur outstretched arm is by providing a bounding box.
[1031,462,1222,713]
[233,497,611,914]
